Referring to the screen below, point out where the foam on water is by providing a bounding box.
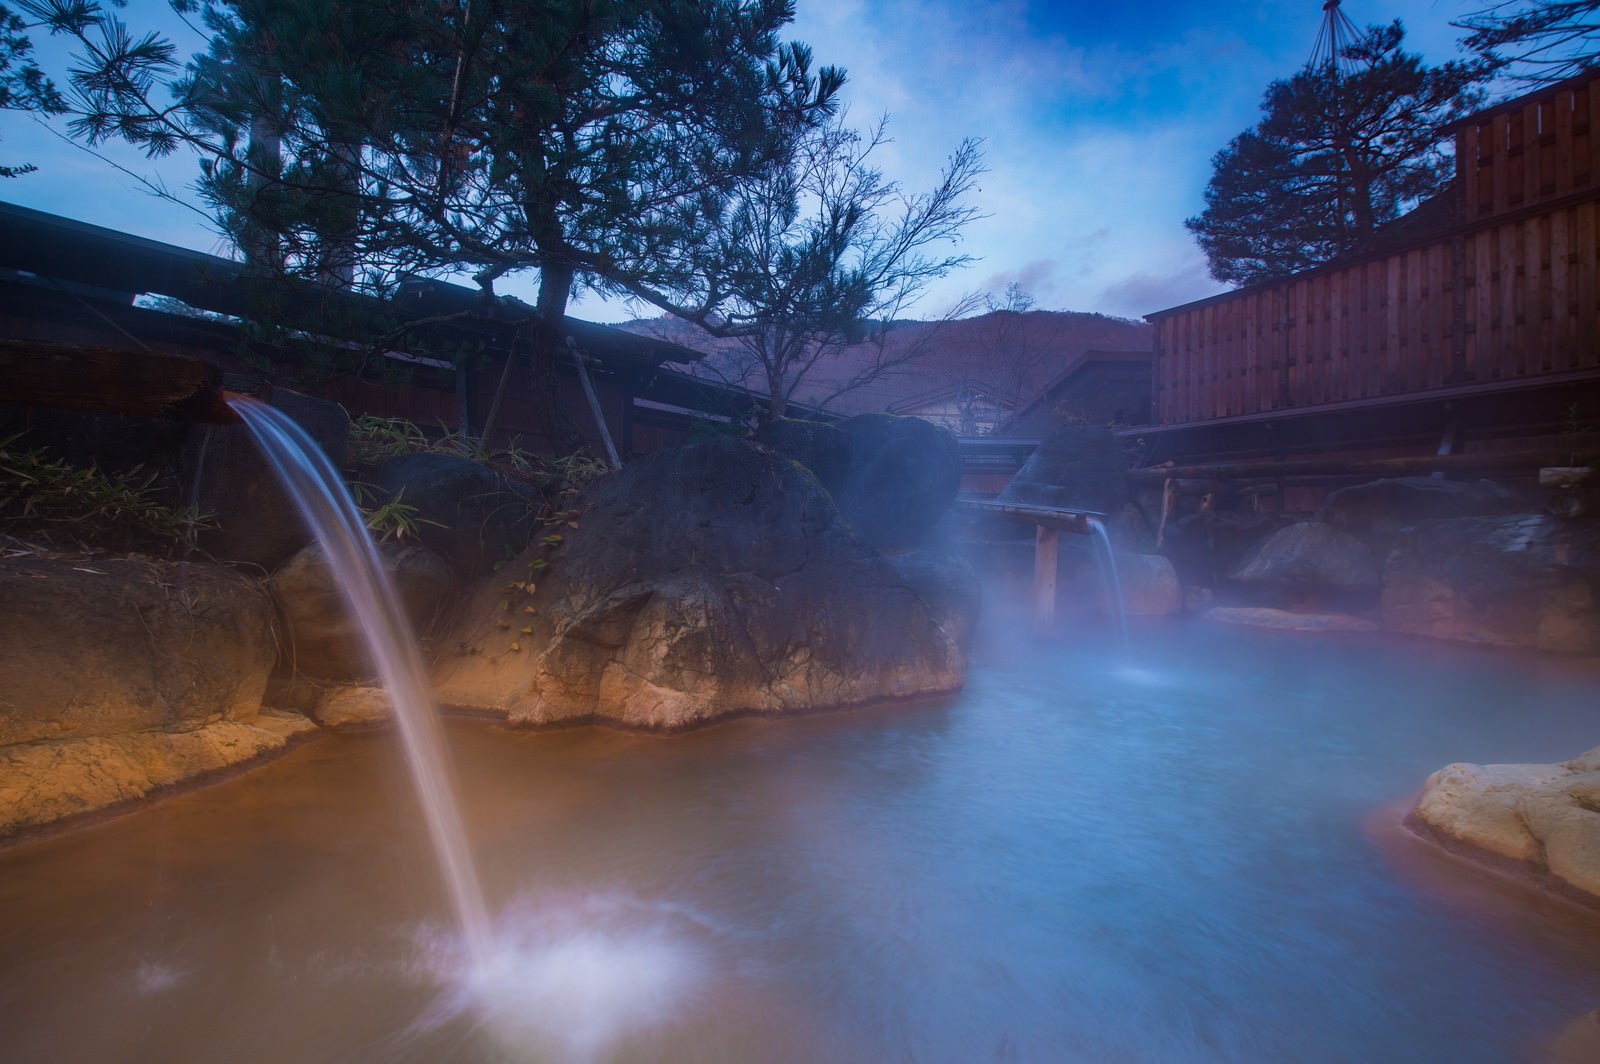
[410,891,710,1063]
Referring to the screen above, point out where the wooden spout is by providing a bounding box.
[0,340,242,424]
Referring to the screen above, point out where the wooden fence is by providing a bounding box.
[1152,72,1600,427]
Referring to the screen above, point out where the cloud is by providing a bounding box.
[1095,258,1226,320]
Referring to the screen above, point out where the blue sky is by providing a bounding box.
[1,0,1484,322]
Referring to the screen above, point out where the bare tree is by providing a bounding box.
[659,114,984,421]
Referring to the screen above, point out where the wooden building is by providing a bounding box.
[0,200,775,459]
[1140,71,1600,491]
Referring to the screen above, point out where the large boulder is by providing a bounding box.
[1119,553,1182,616]
[0,554,304,840]
[1161,510,1294,589]
[434,436,969,729]
[1230,521,1380,606]
[1316,477,1521,557]
[886,550,983,652]
[268,542,454,681]
[1409,747,1600,905]
[1381,514,1600,655]
[178,390,349,570]
[833,414,960,551]
[0,556,277,745]
[370,452,542,578]
[752,418,853,496]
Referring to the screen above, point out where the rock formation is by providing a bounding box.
[435,436,973,729]
[0,554,312,838]
[1382,514,1600,655]
[1409,747,1600,907]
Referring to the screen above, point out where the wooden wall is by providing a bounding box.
[1154,73,1600,427]
[1459,74,1599,222]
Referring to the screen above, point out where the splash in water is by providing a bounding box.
[408,890,711,1063]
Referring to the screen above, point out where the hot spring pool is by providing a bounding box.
[2,618,1598,1062]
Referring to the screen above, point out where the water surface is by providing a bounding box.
[2,617,1598,1062]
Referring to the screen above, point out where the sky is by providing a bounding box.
[0,0,1485,324]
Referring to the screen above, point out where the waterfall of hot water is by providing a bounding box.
[229,397,494,965]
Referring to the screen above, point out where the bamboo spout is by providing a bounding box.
[0,340,243,424]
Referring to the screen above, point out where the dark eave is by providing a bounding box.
[0,199,705,373]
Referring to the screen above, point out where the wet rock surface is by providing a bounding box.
[1230,521,1381,606]
[435,436,971,729]
[1381,514,1600,655]
[0,552,311,839]
[1315,476,1522,557]
[269,541,454,682]
[1409,746,1600,906]
[0,555,277,745]
[0,711,317,839]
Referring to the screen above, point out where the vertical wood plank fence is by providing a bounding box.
[1153,72,1600,427]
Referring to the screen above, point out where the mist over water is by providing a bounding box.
[1,593,1598,1061]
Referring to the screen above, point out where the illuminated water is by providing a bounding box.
[1086,515,1128,654]
[2,619,1598,1062]
[228,397,494,963]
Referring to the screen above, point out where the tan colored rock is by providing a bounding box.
[314,686,393,728]
[1204,606,1379,633]
[1120,553,1181,616]
[0,556,277,745]
[270,542,453,681]
[1409,754,1600,905]
[1410,761,1561,865]
[0,712,318,839]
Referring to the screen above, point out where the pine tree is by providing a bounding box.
[24,0,841,445]
[1186,21,1487,286]
[0,2,64,176]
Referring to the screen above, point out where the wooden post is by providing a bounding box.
[1033,525,1059,634]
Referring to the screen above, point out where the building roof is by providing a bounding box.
[0,199,705,373]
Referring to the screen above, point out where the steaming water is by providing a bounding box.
[228,398,494,963]
[3,612,1600,1060]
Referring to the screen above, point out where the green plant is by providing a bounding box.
[540,451,611,494]
[347,414,540,485]
[0,434,214,556]
[347,483,441,544]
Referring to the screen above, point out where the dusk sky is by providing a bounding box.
[1,0,1485,324]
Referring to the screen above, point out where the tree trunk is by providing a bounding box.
[530,262,588,455]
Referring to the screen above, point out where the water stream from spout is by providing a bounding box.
[1086,516,1129,656]
[229,397,494,966]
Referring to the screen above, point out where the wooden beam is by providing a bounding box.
[1128,449,1579,482]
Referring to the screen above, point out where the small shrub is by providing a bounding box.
[0,434,214,556]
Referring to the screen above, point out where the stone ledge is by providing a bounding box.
[1204,606,1380,633]
[0,711,320,841]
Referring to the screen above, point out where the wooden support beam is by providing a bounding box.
[1034,525,1059,634]
[1128,449,1580,482]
